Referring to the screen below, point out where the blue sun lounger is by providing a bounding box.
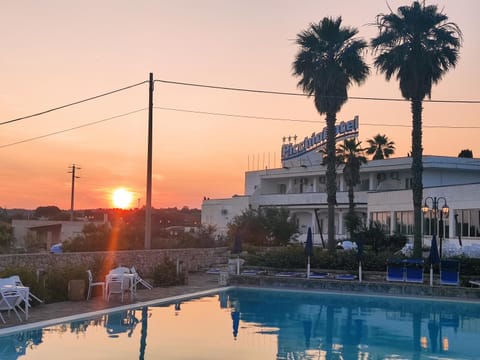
[440,259,460,286]
[405,259,424,283]
[309,272,329,279]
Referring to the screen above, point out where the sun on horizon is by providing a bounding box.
[111,188,134,209]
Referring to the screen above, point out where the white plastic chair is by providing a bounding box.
[130,266,153,293]
[8,275,43,304]
[0,287,23,324]
[106,274,129,302]
[86,270,105,300]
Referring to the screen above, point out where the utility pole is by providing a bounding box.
[68,164,81,221]
[145,72,154,249]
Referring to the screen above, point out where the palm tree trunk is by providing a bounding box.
[348,186,355,214]
[411,98,424,258]
[326,112,337,252]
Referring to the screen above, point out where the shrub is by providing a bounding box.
[0,264,88,303]
[244,246,393,273]
[152,258,186,286]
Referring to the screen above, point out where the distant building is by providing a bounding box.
[12,218,107,252]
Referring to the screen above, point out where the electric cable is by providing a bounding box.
[154,79,480,104]
[154,106,480,129]
[0,81,148,126]
[0,108,147,149]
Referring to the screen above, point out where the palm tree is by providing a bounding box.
[366,134,395,160]
[371,2,462,257]
[337,138,367,237]
[293,17,369,251]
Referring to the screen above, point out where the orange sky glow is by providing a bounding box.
[1,1,479,210]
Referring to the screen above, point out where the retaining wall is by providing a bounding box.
[229,274,480,300]
[0,247,229,275]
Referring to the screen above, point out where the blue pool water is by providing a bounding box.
[1,288,480,359]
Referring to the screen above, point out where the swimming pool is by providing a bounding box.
[1,287,480,359]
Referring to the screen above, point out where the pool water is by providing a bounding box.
[1,288,480,359]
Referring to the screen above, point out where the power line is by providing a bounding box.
[154,106,480,129]
[0,80,148,126]
[0,108,147,149]
[154,106,318,123]
[3,103,476,151]
[2,77,478,129]
[155,79,480,104]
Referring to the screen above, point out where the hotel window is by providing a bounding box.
[370,211,391,233]
[455,209,480,238]
[395,211,413,235]
[423,211,449,238]
[405,178,413,189]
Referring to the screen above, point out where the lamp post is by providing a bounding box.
[422,197,449,258]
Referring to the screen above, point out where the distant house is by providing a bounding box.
[12,218,107,252]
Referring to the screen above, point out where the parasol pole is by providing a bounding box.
[359,261,362,283]
[307,255,311,278]
[236,255,240,275]
[430,264,433,287]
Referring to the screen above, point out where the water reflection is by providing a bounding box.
[1,289,478,359]
[139,306,148,360]
[105,309,139,337]
[0,329,42,359]
[226,288,480,359]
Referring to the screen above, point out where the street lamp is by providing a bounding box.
[422,197,449,257]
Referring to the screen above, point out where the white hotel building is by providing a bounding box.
[202,117,480,248]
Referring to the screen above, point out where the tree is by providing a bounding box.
[34,206,63,219]
[337,139,367,237]
[458,149,473,158]
[371,1,462,257]
[0,222,13,251]
[293,17,369,252]
[228,207,298,246]
[366,134,396,160]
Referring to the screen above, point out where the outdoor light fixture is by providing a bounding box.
[422,196,449,219]
[422,196,449,257]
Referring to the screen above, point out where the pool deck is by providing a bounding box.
[0,273,221,331]
[1,271,480,332]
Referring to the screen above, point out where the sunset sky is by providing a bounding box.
[1,1,479,210]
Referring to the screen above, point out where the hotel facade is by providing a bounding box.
[202,117,480,248]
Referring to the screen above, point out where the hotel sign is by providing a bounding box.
[281,116,359,162]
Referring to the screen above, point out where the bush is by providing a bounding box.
[152,258,186,286]
[0,264,88,303]
[244,246,393,273]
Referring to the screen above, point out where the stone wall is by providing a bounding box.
[0,247,229,276]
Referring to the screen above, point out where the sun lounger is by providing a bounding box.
[206,268,222,275]
[309,272,329,279]
[440,259,460,286]
[335,274,357,280]
[275,271,303,278]
[469,280,480,287]
[405,259,424,283]
[241,269,266,276]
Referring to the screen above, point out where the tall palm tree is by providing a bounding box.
[338,138,367,237]
[371,2,462,257]
[293,17,369,251]
[366,134,395,160]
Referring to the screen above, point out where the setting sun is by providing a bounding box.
[112,188,134,209]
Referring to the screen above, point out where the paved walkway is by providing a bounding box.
[0,273,221,331]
